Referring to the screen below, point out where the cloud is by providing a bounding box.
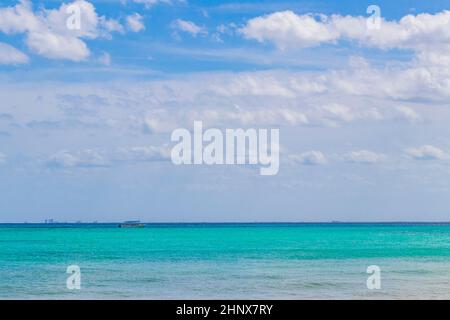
[240,10,450,52]
[326,57,450,102]
[188,106,309,127]
[141,105,309,134]
[142,109,179,134]
[343,150,386,164]
[0,0,124,61]
[127,13,145,32]
[46,146,170,169]
[240,9,450,99]
[394,106,421,123]
[240,11,338,49]
[3,67,436,139]
[26,31,90,61]
[290,151,327,166]
[0,42,29,65]
[405,145,449,161]
[47,149,110,168]
[171,19,207,37]
[116,146,171,162]
[211,73,296,98]
[319,104,354,123]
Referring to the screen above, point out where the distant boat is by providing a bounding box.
[118,221,145,228]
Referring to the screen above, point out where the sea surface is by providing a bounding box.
[1,223,450,299]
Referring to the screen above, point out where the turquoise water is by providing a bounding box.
[1,223,450,299]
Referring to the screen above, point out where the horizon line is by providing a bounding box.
[2,221,450,224]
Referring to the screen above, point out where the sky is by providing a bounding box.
[1,0,450,222]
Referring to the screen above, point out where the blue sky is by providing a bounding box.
[1,0,450,222]
[1,0,448,75]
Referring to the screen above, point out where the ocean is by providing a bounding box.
[1,223,450,299]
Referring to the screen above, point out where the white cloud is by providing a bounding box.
[0,0,124,61]
[290,151,327,166]
[189,106,309,127]
[211,73,296,98]
[46,146,170,169]
[0,42,29,65]
[100,17,125,35]
[171,19,207,37]
[319,104,354,123]
[0,0,38,34]
[116,146,171,162]
[4,72,450,177]
[196,62,450,113]
[26,31,90,61]
[142,110,178,134]
[326,57,450,102]
[240,11,338,49]
[406,145,449,161]
[240,10,450,52]
[141,104,309,134]
[5,66,436,138]
[0,66,440,136]
[47,149,110,168]
[394,106,421,123]
[343,150,386,164]
[240,8,450,101]
[127,13,145,32]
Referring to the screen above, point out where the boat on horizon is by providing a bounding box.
[118,221,145,228]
